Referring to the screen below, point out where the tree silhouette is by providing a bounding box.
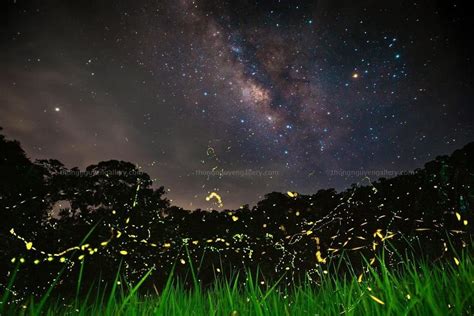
[0,127,473,295]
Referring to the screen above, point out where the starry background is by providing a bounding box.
[1,0,473,209]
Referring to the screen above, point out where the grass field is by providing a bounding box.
[1,251,473,316]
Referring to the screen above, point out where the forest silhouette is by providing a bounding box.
[0,127,472,296]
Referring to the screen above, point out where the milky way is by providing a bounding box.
[1,0,473,209]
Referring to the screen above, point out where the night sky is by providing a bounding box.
[1,0,473,209]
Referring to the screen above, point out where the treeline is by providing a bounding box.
[0,127,473,296]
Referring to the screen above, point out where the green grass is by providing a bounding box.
[1,251,473,315]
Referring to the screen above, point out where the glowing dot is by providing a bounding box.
[316,251,326,263]
[369,295,385,305]
[454,257,460,266]
[26,242,33,250]
[34,259,40,265]
[232,215,239,222]
[54,107,60,112]
[60,257,66,263]
[352,73,359,79]
[180,258,186,265]
[206,192,223,207]
[119,250,128,255]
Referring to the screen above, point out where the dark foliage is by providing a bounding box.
[0,127,473,296]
